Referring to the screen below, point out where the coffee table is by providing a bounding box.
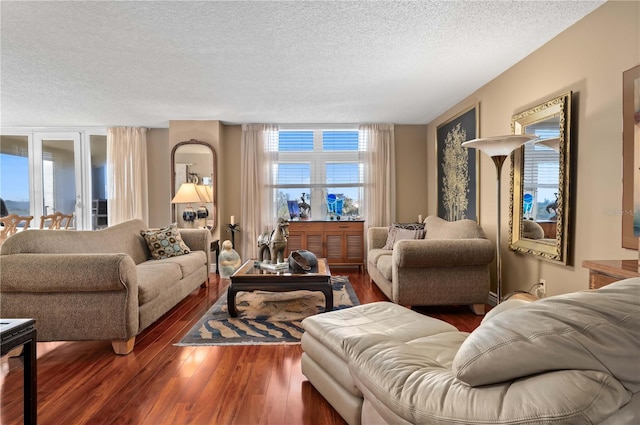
[227,258,332,317]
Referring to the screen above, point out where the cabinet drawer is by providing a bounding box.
[323,221,363,231]
[289,221,325,232]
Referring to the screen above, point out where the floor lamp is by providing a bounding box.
[462,134,538,303]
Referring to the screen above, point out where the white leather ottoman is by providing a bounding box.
[300,302,458,425]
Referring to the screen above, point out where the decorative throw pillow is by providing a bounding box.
[382,223,425,250]
[140,223,191,260]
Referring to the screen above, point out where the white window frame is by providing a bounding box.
[273,126,362,219]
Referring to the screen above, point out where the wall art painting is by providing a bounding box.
[622,65,640,249]
[436,105,479,222]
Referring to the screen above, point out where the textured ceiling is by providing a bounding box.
[1,1,605,128]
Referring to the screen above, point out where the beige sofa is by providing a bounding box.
[367,216,494,314]
[301,278,640,425]
[0,219,210,354]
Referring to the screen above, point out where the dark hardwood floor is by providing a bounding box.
[1,270,486,425]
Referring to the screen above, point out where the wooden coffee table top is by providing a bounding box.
[231,258,330,283]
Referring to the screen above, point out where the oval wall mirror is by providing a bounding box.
[509,92,572,264]
[171,139,217,231]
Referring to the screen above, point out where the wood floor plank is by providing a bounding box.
[1,270,486,425]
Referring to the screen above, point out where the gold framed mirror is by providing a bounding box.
[509,92,572,264]
[171,139,217,230]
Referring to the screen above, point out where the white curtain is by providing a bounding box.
[107,127,149,226]
[240,124,279,259]
[360,124,396,227]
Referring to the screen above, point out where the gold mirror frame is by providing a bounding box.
[170,139,217,230]
[509,92,572,264]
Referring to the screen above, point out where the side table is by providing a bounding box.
[582,259,640,289]
[211,239,220,275]
[1,318,37,424]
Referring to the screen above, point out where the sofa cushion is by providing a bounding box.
[382,223,425,250]
[452,278,640,391]
[367,248,392,268]
[302,302,457,361]
[140,223,191,260]
[136,262,182,304]
[346,333,631,425]
[424,215,486,239]
[150,251,207,279]
[376,254,393,281]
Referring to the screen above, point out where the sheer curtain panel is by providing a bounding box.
[240,124,279,259]
[359,124,396,227]
[107,127,149,225]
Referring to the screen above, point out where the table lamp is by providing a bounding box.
[195,184,212,228]
[171,183,202,226]
[462,134,538,303]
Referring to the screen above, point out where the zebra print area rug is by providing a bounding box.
[176,276,359,346]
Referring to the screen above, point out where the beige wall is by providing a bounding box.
[146,128,170,228]
[394,125,429,223]
[426,1,640,296]
[221,124,243,257]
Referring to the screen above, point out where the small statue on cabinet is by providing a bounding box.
[218,240,241,278]
[298,193,311,220]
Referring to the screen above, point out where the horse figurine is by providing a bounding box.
[257,218,290,264]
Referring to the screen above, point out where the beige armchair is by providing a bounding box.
[367,215,494,314]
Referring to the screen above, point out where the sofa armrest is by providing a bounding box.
[179,228,211,270]
[0,253,140,342]
[393,238,494,268]
[367,227,389,250]
[0,253,138,293]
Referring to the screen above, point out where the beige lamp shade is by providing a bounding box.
[171,183,202,204]
[461,134,538,157]
[195,184,212,203]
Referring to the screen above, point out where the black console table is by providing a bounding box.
[1,318,37,424]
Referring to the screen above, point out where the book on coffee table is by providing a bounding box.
[258,261,289,272]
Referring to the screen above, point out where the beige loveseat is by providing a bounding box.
[0,219,210,354]
[367,216,494,314]
[302,278,640,425]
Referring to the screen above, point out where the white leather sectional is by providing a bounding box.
[301,278,640,424]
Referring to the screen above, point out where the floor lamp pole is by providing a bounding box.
[461,134,539,305]
[492,155,507,304]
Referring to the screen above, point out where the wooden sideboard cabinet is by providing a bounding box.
[582,260,640,289]
[287,220,364,270]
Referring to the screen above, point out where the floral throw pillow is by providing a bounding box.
[140,223,191,260]
[382,223,425,250]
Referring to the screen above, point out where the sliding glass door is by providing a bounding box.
[0,130,106,229]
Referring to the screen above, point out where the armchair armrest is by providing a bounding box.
[393,238,494,268]
[0,253,138,293]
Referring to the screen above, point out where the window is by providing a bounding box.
[522,125,560,221]
[273,128,362,220]
[0,136,30,217]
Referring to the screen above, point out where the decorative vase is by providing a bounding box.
[288,250,318,273]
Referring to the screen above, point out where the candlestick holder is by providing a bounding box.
[227,223,240,248]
